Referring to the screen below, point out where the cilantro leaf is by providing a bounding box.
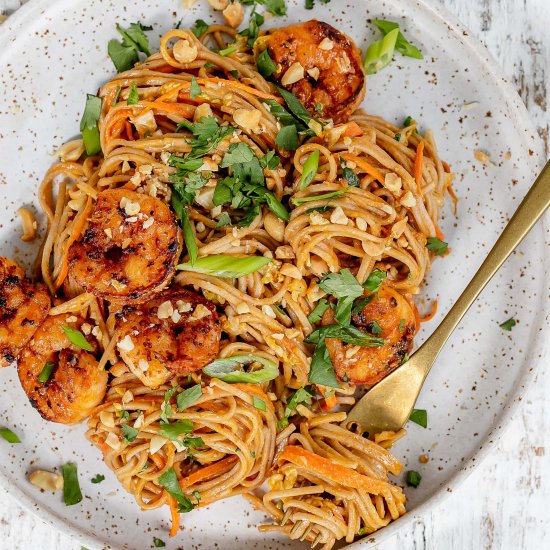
[426,237,448,256]
[176,384,202,411]
[499,318,517,331]
[363,268,387,292]
[121,424,138,444]
[191,19,209,38]
[318,269,364,299]
[257,49,277,78]
[409,409,428,428]
[159,467,197,512]
[158,420,194,441]
[307,299,330,324]
[275,125,298,151]
[278,386,315,429]
[91,474,105,484]
[108,22,152,73]
[309,341,340,388]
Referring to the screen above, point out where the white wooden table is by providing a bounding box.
[0,0,548,548]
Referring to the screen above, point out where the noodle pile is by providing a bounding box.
[34,20,452,550]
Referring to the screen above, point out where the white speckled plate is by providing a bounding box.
[0,0,548,548]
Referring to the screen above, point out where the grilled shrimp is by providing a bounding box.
[17,312,108,423]
[115,288,221,388]
[258,20,365,122]
[68,188,182,303]
[323,285,417,386]
[0,257,50,367]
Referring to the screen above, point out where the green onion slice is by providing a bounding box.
[203,354,279,384]
[363,27,399,75]
[299,150,320,190]
[38,362,55,383]
[79,94,102,156]
[0,427,21,443]
[177,254,271,278]
[62,463,83,506]
[61,325,93,352]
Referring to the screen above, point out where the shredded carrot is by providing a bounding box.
[342,121,363,137]
[414,140,424,194]
[54,196,93,289]
[340,153,385,185]
[320,393,337,412]
[140,100,195,117]
[125,120,134,141]
[104,108,135,140]
[167,494,181,537]
[179,456,238,490]
[151,453,166,470]
[434,222,445,240]
[420,299,438,322]
[279,446,389,495]
[441,160,451,173]
[198,78,283,102]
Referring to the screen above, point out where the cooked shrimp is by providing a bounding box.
[115,288,221,388]
[258,20,365,122]
[17,312,108,423]
[323,285,417,386]
[0,257,50,367]
[68,188,182,303]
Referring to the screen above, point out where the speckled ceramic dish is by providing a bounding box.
[0,0,547,548]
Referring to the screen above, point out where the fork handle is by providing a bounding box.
[416,160,550,371]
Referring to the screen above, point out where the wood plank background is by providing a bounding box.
[0,0,548,548]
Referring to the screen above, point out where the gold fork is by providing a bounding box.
[343,161,550,435]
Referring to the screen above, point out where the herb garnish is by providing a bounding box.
[189,77,201,99]
[499,318,516,331]
[256,49,277,78]
[203,354,279,384]
[178,254,271,278]
[38,361,55,383]
[307,298,330,324]
[252,396,267,411]
[191,19,209,38]
[62,463,83,506]
[158,467,197,512]
[176,384,202,411]
[371,20,423,59]
[0,427,20,443]
[108,22,153,73]
[409,408,428,428]
[426,236,448,256]
[127,82,139,105]
[121,424,138,444]
[406,470,422,487]
[363,27,399,75]
[61,325,93,352]
[299,150,320,190]
[80,94,102,156]
[91,474,105,484]
[277,386,315,429]
[153,538,166,548]
[159,420,194,441]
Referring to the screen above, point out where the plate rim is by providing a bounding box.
[0,0,547,548]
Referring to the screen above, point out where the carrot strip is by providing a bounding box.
[320,393,337,412]
[441,160,451,173]
[434,222,445,240]
[125,120,134,141]
[414,140,425,194]
[198,78,282,102]
[167,495,180,537]
[340,153,385,185]
[342,121,363,137]
[420,299,438,322]
[179,456,238,490]
[279,446,390,495]
[54,196,93,289]
[151,453,166,470]
[140,101,195,117]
